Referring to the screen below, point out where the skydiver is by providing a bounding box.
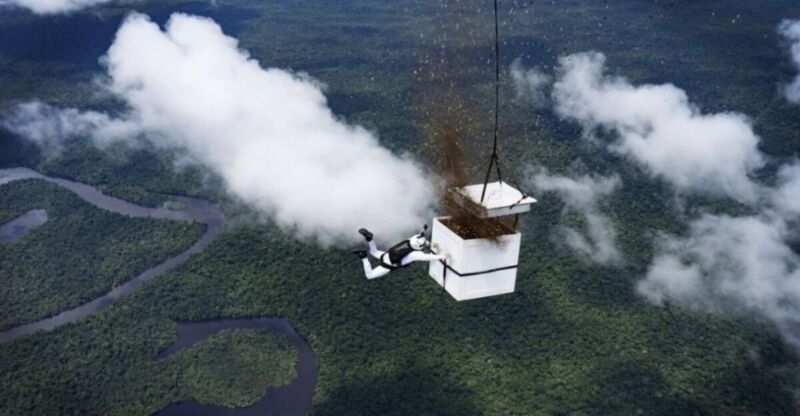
[353,226,449,280]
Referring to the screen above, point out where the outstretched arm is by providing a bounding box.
[400,250,447,266]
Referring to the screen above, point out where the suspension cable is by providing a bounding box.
[480,0,502,203]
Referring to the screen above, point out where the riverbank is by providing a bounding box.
[156,318,318,416]
[0,168,319,414]
[0,168,223,342]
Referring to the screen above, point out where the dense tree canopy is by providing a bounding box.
[1,0,800,415]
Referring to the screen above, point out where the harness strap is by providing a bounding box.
[387,240,414,265]
[379,253,409,271]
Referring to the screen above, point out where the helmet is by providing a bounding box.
[409,235,428,250]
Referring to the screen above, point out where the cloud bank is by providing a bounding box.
[510,59,550,108]
[2,13,435,245]
[638,211,800,345]
[643,162,800,334]
[538,51,800,346]
[529,169,621,265]
[552,52,764,204]
[779,19,800,103]
[0,0,116,14]
[508,52,800,345]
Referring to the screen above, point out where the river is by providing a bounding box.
[0,168,318,415]
[0,167,225,343]
[156,318,318,416]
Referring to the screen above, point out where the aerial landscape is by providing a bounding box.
[2,0,800,415]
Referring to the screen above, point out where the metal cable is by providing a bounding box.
[480,0,502,203]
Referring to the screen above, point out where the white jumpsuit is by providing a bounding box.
[362,240,446,279]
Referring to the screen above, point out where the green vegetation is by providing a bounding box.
[1,223,797,415]
[168,329,298,408]
[35,140,217,208]
[1,0,800,415]
[0,179,204,329]
[0,322,297,415]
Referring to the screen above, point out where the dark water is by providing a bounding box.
[0,1,259,71]
[156,318,319,416]
[0,208,47,243]
[0,167,225,343]
[0,168,320,414]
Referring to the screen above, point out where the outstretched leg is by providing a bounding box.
[353,249,391,280]
[359,228,383,259]
[362,261,391,280]
[368,241,384,259]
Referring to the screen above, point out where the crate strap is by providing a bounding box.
[438,260,517,277]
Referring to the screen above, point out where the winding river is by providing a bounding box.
[0,167,225,343]
[0,168,319,415]
[156,318,318,416]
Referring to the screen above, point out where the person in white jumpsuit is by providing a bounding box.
[354,228,448,280]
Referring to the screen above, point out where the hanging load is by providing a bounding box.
[352,0,537,301]
[429,181,536,301]
[427,0,537,301]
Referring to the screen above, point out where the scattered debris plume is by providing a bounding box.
[422,94,514,241]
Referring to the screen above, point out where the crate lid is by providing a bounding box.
[449,181,537,219]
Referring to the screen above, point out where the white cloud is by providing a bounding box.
[510,59,551,108]
[779,19,800,103]
[771,161,800,218]
[530,169,621,265]
[630,135,800,344]
[3,102,139,155]
[638,213,800,346]
[545,51,800,346]
[2,13,436,246]
[0,0,117,14]
[552,52,765,204]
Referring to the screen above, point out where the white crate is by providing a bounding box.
[428,217,520,301]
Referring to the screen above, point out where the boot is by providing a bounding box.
[351,249,368,259]
[358,228,373,242]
